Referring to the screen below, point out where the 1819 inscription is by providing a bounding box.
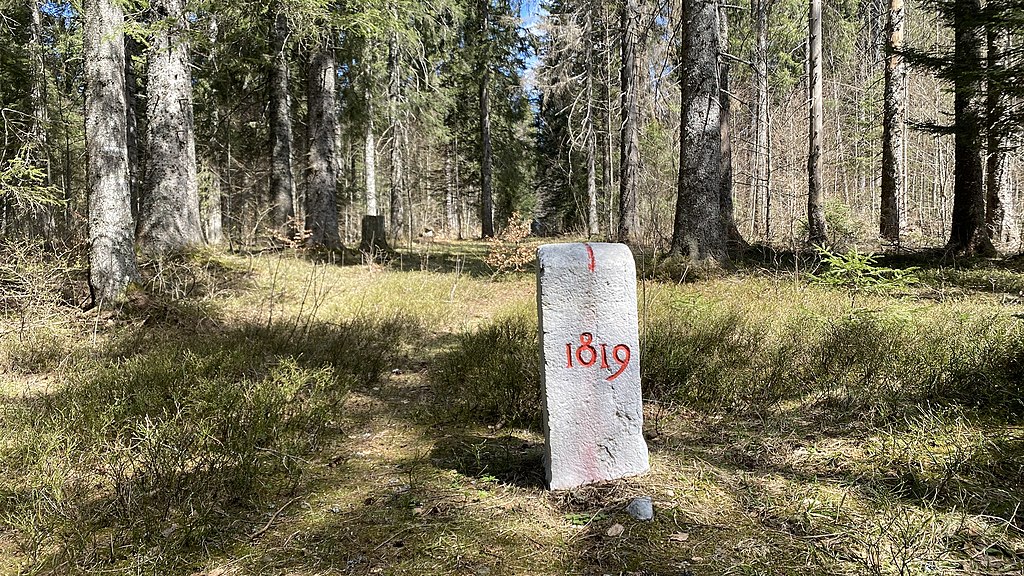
[564,332,632,381]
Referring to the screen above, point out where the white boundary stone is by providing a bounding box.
[537,242,649,490]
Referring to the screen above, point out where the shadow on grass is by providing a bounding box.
[0,305,418,574]
[276,239,513,280]
[429,433,545,489]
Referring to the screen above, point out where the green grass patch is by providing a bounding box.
[430,311,541,428]
[1,244,1022,576]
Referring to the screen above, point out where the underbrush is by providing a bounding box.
[2,244,1022,575]
[0,240,86,377]
[0,246,419,574]
[1,313,416,574]
[642,292,1024,418]
[431,281,1024,428]
[430,311,540,428]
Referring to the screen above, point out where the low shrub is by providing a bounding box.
[430,313,541,428]
[641,300,807,411]
[641,292,1024,418]
[1,314,415,571]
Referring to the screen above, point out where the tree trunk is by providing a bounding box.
[388,29,405,243]
[125,36,143,219]
[359,214,390,256]
[455,135,464,239]
[671,0,724,261]
[807,0,828,246]
[617,0,640,244]
[136,0,203,254]
[28,0,49,172]
[479,0,495,238]
[880,0,905,243]
[28,0,55,239]
[305,48,341,249]
[948,0,995,256]
[269,9,296,238]
[445,141,458,236]
[751,0,771,240]
[586,9,599,238]
[200,159,223,244]
[602,1,615,236]
[719,3,746,250]
[986,25,1018,246]
[85,0,139,305]
[365,96,377,216]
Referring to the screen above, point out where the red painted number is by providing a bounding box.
[564,333,631,381]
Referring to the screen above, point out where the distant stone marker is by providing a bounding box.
[536,242,650,490]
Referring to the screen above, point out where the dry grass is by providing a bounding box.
[0,240,1021,575]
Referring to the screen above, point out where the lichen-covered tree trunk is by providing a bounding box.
[806,0,828,246]
[948,0,994,256]
[305,48,341,249]
[617,0,640,244]
[986,26,1019,247]
[269,9,296,238]
[388,30,405,243]
[84,0,139,305]
[671,0,724,262]
[880,0,905,243]
[136,0,203,254]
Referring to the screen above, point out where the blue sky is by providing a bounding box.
[519,0,544,89]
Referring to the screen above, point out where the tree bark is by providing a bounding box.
[125,36,142,219]
[617,0,640,244]
[719,3,746,250]
[28,0,55,239]
[986,25,1019,246]
[305,48,341,249]
[602,1,615,236]
[671,0,724,261]
[84,0,139,305]
[28,0,49,170]
[269,9,296,238]
[751,0,771,239]
[365,94,378,216]
[585,8,599,238]
[807,0,828,246]
[136,0,204,254]
[445,141,458,236]
[880,0,905,243]
[388,29,405,243]
[948,0,995,256]
[479,0,495,238]
[359,214,390,256]
[200,158,223,244]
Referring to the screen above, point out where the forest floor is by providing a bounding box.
[0,239,1023,576]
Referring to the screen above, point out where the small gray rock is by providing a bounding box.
[626,496,653,521]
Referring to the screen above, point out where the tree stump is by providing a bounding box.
[359,215,391,260]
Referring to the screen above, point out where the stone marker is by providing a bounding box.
[537,242,649,490]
